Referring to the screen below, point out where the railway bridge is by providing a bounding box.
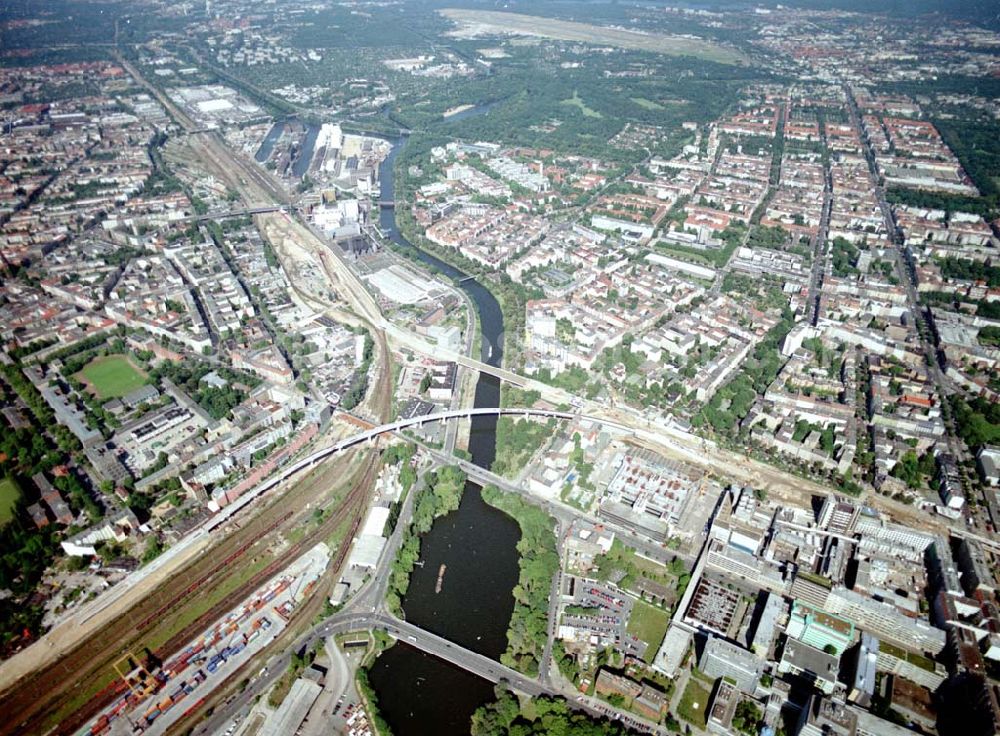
[207,407,633,524]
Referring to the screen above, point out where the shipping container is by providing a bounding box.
[171,660,192,679]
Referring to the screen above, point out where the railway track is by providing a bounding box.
[0,450,376,736]
[167,498,366,736]
[58,454,375,736]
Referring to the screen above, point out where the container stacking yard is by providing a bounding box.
[79,544,330,735]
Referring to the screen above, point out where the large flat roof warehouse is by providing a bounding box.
[362,506,391,537]
[348,534,386,570]
[263,678,322,734]
[169,85,264,125]
[196,98,234,113]
[365,265,442,304]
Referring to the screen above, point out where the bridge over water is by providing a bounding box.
[207,407,633,524]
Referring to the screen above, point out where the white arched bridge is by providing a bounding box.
[277,407,633,485]
[209,407,634,525]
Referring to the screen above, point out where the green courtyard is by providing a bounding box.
[626,600,671,663]
[678,678,712,728]
[0,476,23,528]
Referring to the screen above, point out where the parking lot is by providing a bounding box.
[561,576,647,659]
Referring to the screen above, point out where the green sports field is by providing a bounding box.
[0,476,22,528]
[78,354,148,399]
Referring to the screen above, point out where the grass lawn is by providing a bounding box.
[0,476,22,528]
[561,90,603,118]
[631,97,664,111]
[77,354,147,399]
[627,600,670,662]
[654,245,714,267]
[678,678,712,728]
[627,548,673,579]
[656,238,740,270]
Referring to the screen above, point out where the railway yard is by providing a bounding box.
[0,445,377,736]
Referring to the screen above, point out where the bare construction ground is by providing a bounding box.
[440,9,748,65]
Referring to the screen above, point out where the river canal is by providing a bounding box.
[367,110,523,734]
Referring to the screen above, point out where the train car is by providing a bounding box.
[181,697,206,721]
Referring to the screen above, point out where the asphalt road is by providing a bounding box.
[842,84,984,525]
